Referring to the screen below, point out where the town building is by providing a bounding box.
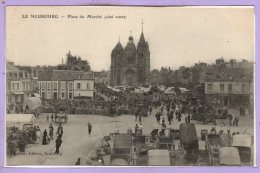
[205,67,254,106]
[6,62,33,106]
[38,70,94,100]
[110,27,150,86]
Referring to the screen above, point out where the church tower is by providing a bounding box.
[110,40,124,86]
[137,20,150,84]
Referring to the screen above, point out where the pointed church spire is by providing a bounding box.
[141,19,144,33]
[138,31,146,45]
[138,19,146,45]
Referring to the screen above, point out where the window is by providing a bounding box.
[53,82,58,90]
[19,72,23,78]
[228,84,232,92]
[47,82,51,90]
[242,84,247,93]
[207,84,212,93]
[8,83,11,90]
[86,83,89,89]
[12,83,15,90]
[23,83,26,91]
[14,73,17,78]
[17,83,20,90]
[27,82,30,91]
[69,83,73,91]
[9,73,12,77]
[61,83,65,90]
[61,92,65,99]
[69,93,73,99]
[77,83,81,89]
[220,84,224,92]
[42,82,46,89]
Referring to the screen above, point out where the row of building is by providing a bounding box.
[6,54,254,108]
[149,58,254,106]
[6,55,95,107]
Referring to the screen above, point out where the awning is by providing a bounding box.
[12,91,25,95]
[32,93,41,98]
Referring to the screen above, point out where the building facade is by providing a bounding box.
[205,67,253,106]
[110,30,150,86]
[38,70,94,100]
[6,62,33,106]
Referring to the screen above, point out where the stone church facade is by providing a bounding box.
[110,31,150,86]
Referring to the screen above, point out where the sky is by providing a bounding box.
[6,6,254,71]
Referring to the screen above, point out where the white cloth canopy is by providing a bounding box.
[148,150,170,166]
[165,87,175,94]
[23,97,42,111]
[6,114,36,129]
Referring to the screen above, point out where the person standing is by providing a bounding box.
[139,114,142,123]
[57,123,63,138]
[36,126,41,144]
[51,114,54,122]
[187,113,191,123]
[234,115,239,127]
[55,136,62,154]
[228,114,233,126]
[135,124,138,134]
[49,124,54,140]
[88,122,92,135]
[149,106,152,115]
[162,117,166,128]
[42,129,48,145]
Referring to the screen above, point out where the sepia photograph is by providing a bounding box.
[5,6,255,166]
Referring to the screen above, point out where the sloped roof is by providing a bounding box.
[6,63,19,71]
[125,42,136,51]
[179,123,198,143]
[113,134,132,149]
[38,70,94,81]
[205,67,253,82]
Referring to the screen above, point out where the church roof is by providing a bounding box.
[125,42,136,51]
[113,41,124,50]
[138,32,148,47]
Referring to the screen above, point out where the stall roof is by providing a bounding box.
[148,150,170,166]
[113,134,132,149]
[232,134,252,148]
[6,114,36,129]
[219,147,241,165]
[164,87,175,94]
[179,123,198,143]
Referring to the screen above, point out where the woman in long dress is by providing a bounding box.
[42,129,48,145]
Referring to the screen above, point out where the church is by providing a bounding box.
[110,28,150,87]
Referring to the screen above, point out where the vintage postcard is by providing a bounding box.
[4,6,255,166]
